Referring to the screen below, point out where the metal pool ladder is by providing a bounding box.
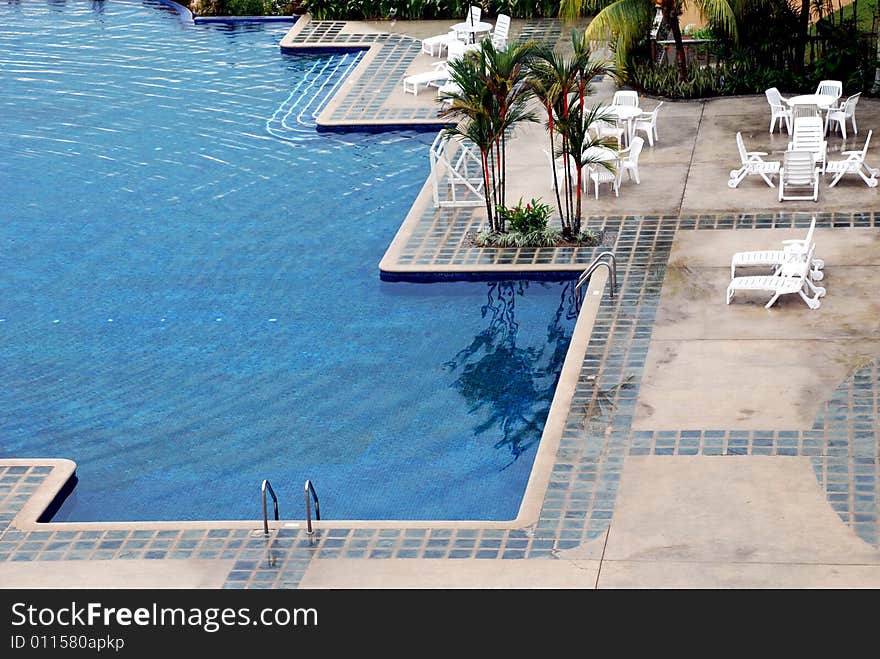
[575,251,617,300]
[260,478,321,538]
[305,479,320,538]
[261,479,279,536]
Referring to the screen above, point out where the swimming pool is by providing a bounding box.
[0,1,577,522]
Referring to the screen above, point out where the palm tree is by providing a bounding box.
[439,40,538,233]
[566,0,737,81]
[527,32,615,237]
[555,103,618,235]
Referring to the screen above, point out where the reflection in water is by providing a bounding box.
[444,281,578,468]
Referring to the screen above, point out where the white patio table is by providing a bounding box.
[450,20,493,44]
[787,94,836,110]
[597,104,642,146]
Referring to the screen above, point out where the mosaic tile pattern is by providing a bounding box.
[3,212,879,588]
[284,18,582,127]
[392,206,619,267]
[284,22,445,125]
[515,19,563,47]
[0,466,50,538]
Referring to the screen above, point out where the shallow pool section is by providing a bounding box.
[0,1,577,522]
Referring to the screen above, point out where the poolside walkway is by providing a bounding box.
[2,17,880,589]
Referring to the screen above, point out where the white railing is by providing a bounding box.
[429,131,485,208]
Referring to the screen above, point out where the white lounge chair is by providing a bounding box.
[633,101,662,147]
[825,92,860,140]
[778,149,820,201]
[765,87,791,134]
[788,116,827,173]
[728,131,780,188]
[826,129,879,188]
[404,65,451,96]
[421,31,460,57]
[730,216,824,280]
[727,245,825,309]
[403,40,464,96]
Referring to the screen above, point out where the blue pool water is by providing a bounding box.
[0,1,578,522]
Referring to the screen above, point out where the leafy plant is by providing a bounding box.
[227,0,267,15]
[496,197,552,234]
[474,225,562,247]
[688,26,715,40]
[574,228,600,244]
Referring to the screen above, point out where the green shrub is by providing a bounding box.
[496,197,552,234]
[300,0,544,20]
[227,0,267,14]
[473,226,600,248]
[574,229,600,245]
[521,228,562,247]
[474,226,561,248]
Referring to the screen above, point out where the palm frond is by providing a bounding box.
[694,0,739,39]
[560,0,619,21]
[583,0,654,75]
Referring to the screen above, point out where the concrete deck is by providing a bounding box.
[2,16,880,589]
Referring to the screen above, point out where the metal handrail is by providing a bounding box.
[304,479,320,537]
[575,251,617,299]
[261,479,278,536]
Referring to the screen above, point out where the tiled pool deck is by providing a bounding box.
[2,18,879,588]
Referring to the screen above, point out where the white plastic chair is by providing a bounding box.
[826,129,879,188]
[765,87,791,134]
[778,149,820,202]
[788,116,827,172]
[612,90,639,107]
[791,103,820,121]
[589,167,618,198]
[590,119,624,149]
[815,79,843,101]
[727,244,824,309]
[728,131,780,188]
[633,101,663,147]
[730,216,824,280]
[616,136,644,187]
[542,148,576,189]
[453,6,483,41]
[825,92,860,140]
[491,14,510,49]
